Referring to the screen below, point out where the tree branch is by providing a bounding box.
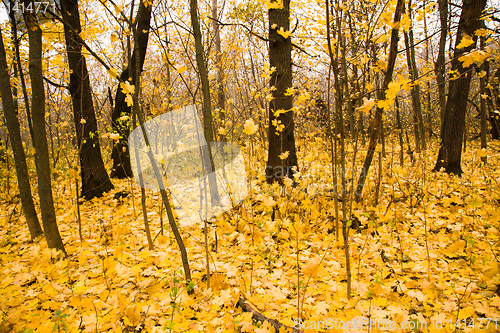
[43,76,68,89]
[237,297,303,333]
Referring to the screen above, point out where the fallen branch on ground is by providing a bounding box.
[237,297,303,333]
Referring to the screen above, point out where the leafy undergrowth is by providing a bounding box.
[1,137,500,333]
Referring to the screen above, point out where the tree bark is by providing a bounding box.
[110,0,153,179]
[211,0,226,141]
[354,0,404,202]
[190,0,220,205]
[0,27,43,241]
[266,0,298,183]
[480,36,487,164]
[435,0,448,128]
[433,0,487,174]
[404,28,426,151]
[488,68,500,140]
[24,13,66,253]
[60,0,113,199]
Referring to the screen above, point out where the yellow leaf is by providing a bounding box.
[107,68,118,78]
[458,306,475,319]
[125,94,133,107]
[386,81,401,100]
[110,33,118,43]
[284,87,295,96]
[175,64,187,74]
[315,301,330,316]
[377,99,392,110]
[400,13,411,31]
[277,27,292,39]
[120,81,135,94]
[458,50,490,68]
[266,0,283,10]
[475,28,489,37]
[457,34,474,49]
[357,98,375,114]
[279,151,289,160]
[243,119,258,135]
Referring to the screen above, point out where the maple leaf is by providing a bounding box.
[357,98,375,114]
[277,27,292,39]
[125,94,133,107]
[386,81,401,100]
[459,50,490,67]
[475,28,490,37]
[120,81,135,95]
[279,151,289,160]
[315,301,330,315]
[243,119,258,135]
[457,34,474,49]
[284,87,295,96]
[377,99,392,111]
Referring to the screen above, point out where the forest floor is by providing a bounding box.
[1,136,500,333]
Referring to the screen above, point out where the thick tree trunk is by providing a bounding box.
[266,0,298,183]
[435,0,448,128]
[433,0,487,174]
[61,0,113,199]
[24,13,66,253]
[0,27,43,241]
[110,0,153,179]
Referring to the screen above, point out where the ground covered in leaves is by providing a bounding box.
[1,137,500,333]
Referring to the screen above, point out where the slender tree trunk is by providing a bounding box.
[0,27,43,241]
[9,9,35,147]
[403,1,426,151]
[480,36,487,164]
[24,13,66,253]
[488,69,500,140]
[436,0,448,129]
[190,0,220,205]
[110,0,153,179]
[395,98,405,166]
[355,0,404,202]
[211,0,226,141]
[266,0,298,183]
[60,0,113,199]
[433,0,487,174]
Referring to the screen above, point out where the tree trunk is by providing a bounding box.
[404,28,426,152]
[355,0,404,202]
[266,0,298,183]
[212,0,226,142]
[60,0,113,199]
[480,36,487,164]
[488,68,500,140]
[190,0,220,205]
[0,27,43,241]
[110,0,153,179]
[433,0,487,174]
[435,0,448,128]
[24,13,66,253]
